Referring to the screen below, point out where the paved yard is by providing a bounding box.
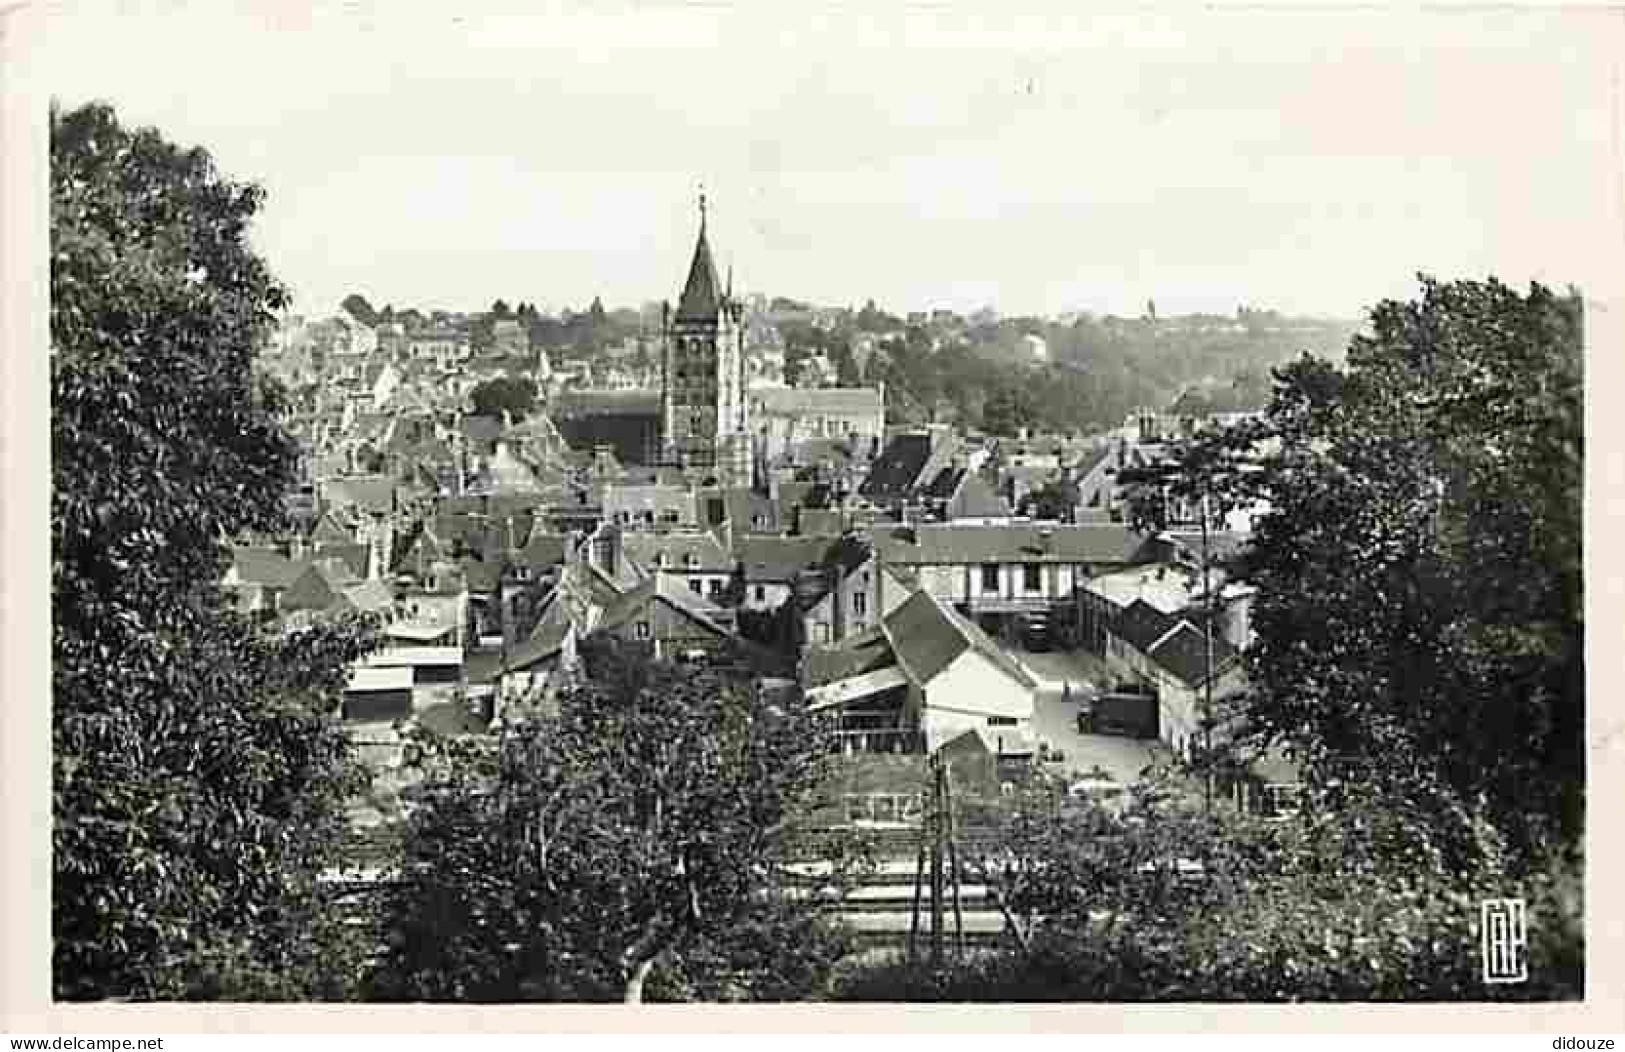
[1011,648,1116,693]
[1005,645,1167,785]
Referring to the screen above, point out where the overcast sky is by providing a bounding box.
[39,3,1625,321]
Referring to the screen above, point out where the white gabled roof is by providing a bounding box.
[366,646,463,668]
[346,665,414,694]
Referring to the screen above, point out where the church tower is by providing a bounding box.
[660,193,751,487]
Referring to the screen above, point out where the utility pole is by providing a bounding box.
[1200,485,1214,816]
[908,753,965,966]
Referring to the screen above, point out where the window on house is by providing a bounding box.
[1023,564,1042,592]
[1264,785,1302,817]
[754,584,766,603]
[684,553,698,568]
[853,591,867,616]
[688,579,703,594]
[814,623,830,643]
[656,552,668,568]
[634,621,651,640]
[708,579,723,596]
[981,563,1000,591]
[986,715,1018,727]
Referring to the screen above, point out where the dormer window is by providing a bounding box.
[684,553,698,568]
[656,552,668,568]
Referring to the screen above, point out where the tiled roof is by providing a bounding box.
[324,476,396,516]
[920,466,965,501]
[879,590,968,685]
[879,589,1037,690]
[951,474,1013,520]
[1113,599,1181,654]
[420,513,483,553]
[1073,443,1115,479]
[594,575,729,637]
[460,556,505,595]
[505,603,573,672]
[803,625,895,687]
[1004,463,1062,486]
[312,542,369,580]
[549,389,662,417]
[652,574,732,629]
[461,415,504,444]
[339,578,395,615]
[874,524,1150,566]
[515,531,569,570]
[621,531,732,574]
[719,487,780,533]
[797,508,846,536]
[1147,619,1240,689]
[733,535,838,584]
[307,511,352,546]
[859,433,933,501]
[784,437,859,466]
[595,576,655,630]
[436,496,486,516]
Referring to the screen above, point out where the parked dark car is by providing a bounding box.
[1077,690,1159,739]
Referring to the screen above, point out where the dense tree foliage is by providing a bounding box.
[340,292,378,325]
[1128,278,1583,866]
[864,312,1353,434]
[52,103,379,999]
[981,384,1038,437]
[371,639,847,1002]
[468,375,539,420]
[835,771,1581,1001]
[1017,479,1080,522]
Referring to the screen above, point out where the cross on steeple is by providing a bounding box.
[698,184,707,230]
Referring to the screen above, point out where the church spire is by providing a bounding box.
[675,188,722,322]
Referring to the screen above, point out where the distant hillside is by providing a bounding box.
[865,311,1360,436]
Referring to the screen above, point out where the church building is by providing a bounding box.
[660,194,752,487]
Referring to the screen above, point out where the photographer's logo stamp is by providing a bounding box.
[1481,897,1528,984]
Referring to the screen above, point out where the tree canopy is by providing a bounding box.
[1128,277,1584,867]
[468,375,539,421]
[52,102,378,999]
[371,639,846,1002]
[836,768,1580,1001]
[340,293,378,326]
